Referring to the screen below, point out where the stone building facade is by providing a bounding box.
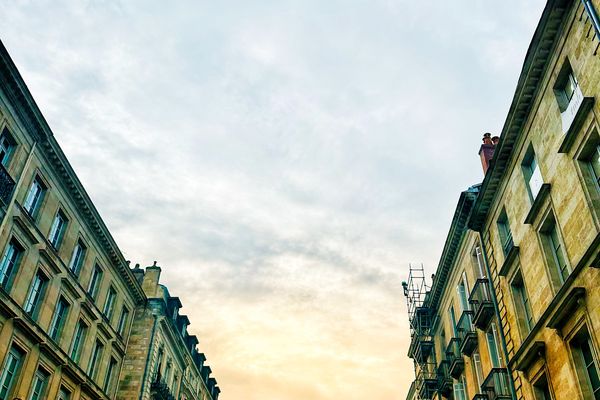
[0,40,220,400]
[118,263,220,400]
[405,0,600,399]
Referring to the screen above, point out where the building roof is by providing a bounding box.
[428,184,480,310]
[0,40,146,303]
[468,0,571,231]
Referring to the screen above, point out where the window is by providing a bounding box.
[88,340,104,380]
[522,146,544,201]
[533,373,553,400]
[49,296,69,341]
[57,386,71,400]
[23,176,46,216]
[48,210,68,249]
[68,239,86,275]
[571,329,600,400]
[453,375,468,400]
[472,244,487,278]
[540,213,570,286]
[104,357,118,395]
[0,239,23,288]
[487,322,504,368]
[88,265,103,300]
[449,305,458,337]
[511,269,534,337]
[554,61,579,113]
[103,286,117,320]
[472,350,484,393]
[588,143,600,191]
[0,129,15,168]
[457,272,470,312]
[117,306,129,336]
[497,208,513,256]
[28,368,50,400]
[0,346,24,400]
[24,270,48,317]
[70,320,87,362]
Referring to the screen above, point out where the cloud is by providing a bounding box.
[0,1,545,398]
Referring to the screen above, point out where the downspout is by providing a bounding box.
[477,231,517,400]
[139,311,158,400]
[581,0,600,38]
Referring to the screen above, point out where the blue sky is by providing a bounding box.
[1,1,545,398]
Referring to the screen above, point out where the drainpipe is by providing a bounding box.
[139,312,158,400]
[477,231,517,400]
[582,0,600,39]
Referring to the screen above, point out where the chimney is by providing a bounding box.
[479,132,497,174]
[141,261,162,298]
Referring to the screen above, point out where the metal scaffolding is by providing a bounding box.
[402,263,435,400]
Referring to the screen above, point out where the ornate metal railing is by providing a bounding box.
[482,368,512,400]
[446,337,464,379]
[469,278,495,330]
[150,380,176,400]
[0,163,15,206]
[436,360,453,398]
[416,362,438,400]
[457,310,478,356]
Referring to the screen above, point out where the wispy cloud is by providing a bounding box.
[0,1,544,398]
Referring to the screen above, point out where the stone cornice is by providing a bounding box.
[468,0,571,231]
[0,40,145,304]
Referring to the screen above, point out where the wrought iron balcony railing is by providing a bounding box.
[0,163,15,207]
[436,360,453,398]
[445,337,464,379]
[150,380,176,400]
[482,368,512,400]
[457,310,478,356]
[469,278,495,330]
[416,362,438,400]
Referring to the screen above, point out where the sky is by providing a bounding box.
[0,1,545,399]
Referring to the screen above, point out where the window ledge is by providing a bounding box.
[558,97,595,154]
[546,287,586,329]
[514,341,545,372]
[499,245,520,277]
[524,183,551,225]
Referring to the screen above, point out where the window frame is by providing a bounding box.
[522,145,544,202]
[23,174,47,218]
[23,268,49,318]
[68,237,87,276]
[49,296,70,343]
[538,210,571,290]
[48,209,68,250]
[509,267,534,340]
[88,264,104,300]
[569,325,600,400]
[70,319,88,363]
[0,127,16,169]
[0,345,25,400]
[0,238,25,290]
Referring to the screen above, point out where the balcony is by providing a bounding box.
[457,311,477,356]
[150,380,176,400]
[416,363,437,400]
[482,368,511,400]
[409,333,434,364]
[469,279,495,330]
[0,163,15,207]
[446,338,464,379]
[436,360,453,398]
